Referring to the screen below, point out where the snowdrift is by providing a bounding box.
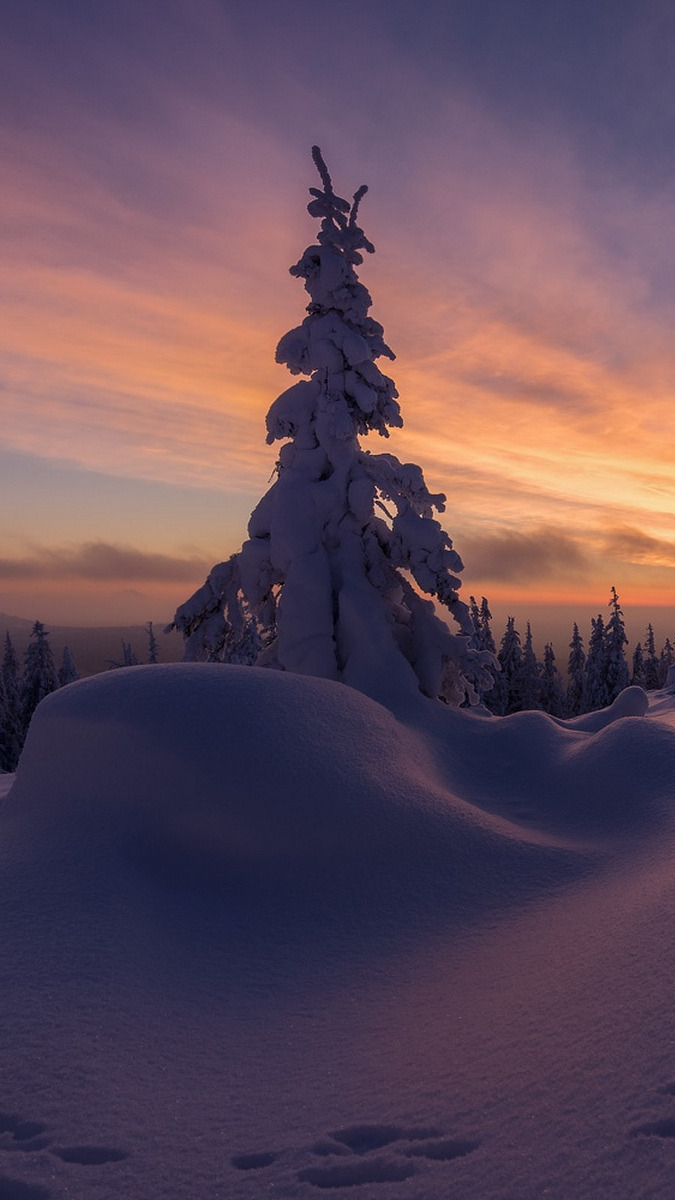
[4,667,675,927]
[3,666,675,1200]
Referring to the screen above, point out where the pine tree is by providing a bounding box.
[605,586,630,703]
[496,617,523,715]
[658,638,675,688]
[585,614,610,711]
[59,645,80,686]
[643,624,660,690]
[21,621,59,736]
[479,597,497,655]
[518,622,541,711]
[566,622,587,716]
[107,641,139,669]
[631,641,646,688]
[468,595,499,705]
[145,622,159,664]
[540,642,565,717]
[171,148,490,707]
[0,632,23,769]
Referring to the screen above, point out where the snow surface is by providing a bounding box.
[2,664,675,1198]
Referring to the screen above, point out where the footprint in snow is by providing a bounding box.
[232,1120,480,1189]
[0,1109,129,1198]
[630,1086,675,1140]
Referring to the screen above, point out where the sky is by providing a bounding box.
[2,0,675,645]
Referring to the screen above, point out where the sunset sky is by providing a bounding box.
[2,0,675,645]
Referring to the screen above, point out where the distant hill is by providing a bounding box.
[0,614,184,677]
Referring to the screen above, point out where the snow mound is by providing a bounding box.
[5,665,585,932]
[5,666,675,935]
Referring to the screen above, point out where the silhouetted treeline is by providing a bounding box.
[0,621,160,772]
[469,589,674,717]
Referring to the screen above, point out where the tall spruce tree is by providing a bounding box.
[21,621,59,736]
[59,646,80,687]
[605,586,630,702]
[658,638,675,687]
[566,621,587,716]
[631,641,646,688]
[643,623,660,690]
[541,642,565,717]
[468,595,499,705]
[585,614,610,711]
[0,632,23,769]
[518,621,541,711]
[172,148,490,707]
[496,617,523,715]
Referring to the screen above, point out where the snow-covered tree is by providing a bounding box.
[494,617,523,715]
[605,586,630,703]
[171,148,490,707]
[631,641,646,688]
[658,638,675,688]
[21,621,59,734]
[566,621,587,716]
[107,641,139,670]
[0,632,23,770]
[145,622,159,664]
[468,595,499,704]
[540,642,565,717]
[58,645,80,687]
[643,624,660,690]
[585,614,610,711]
[518,622,541,711]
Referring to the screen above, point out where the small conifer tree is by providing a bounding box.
[643,624,660,690]
[0,632,23,769]
[605,586,630,702]
[496,617,523,715]
[145,622,159,665]
[468,595,499,704]
[172,148,490,707]
[518,622,541,711]
[541,642,565,717]
[59,646,80,687]
[658,638,675,688]
[631,642,646,688]
[585,614,610,711]
[566,621,587,716]
[21,621,59,736]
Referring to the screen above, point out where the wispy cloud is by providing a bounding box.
[0,542,210,583]
[461,528,590,584]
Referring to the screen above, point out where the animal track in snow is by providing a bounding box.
[231,1151,279,1170]
[51,1146,129,1165]
[630,1086,675,1140]
[0,1179,51,1200]
[631,1117,675,1139]
[233,1120,480,1189]
[0,1106,130,1198]
[0,1115,49,1154]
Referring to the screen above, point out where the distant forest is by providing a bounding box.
[469,588,674,718]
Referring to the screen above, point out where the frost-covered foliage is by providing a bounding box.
[0,632,23,771]
[519,622,541,712]
[469,595,500,705]
[605,586,630,703]
[106,640,139,670]
[540,642,565,718]
[59,645,80,687]
[659,637,675,687]
[172,148,490,707]
[145,622,159,665]
[566,621,587,716]
[21,621,59,736]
